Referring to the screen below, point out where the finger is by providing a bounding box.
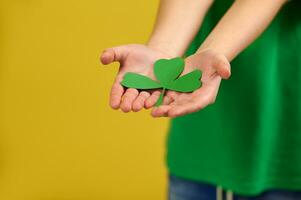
[144,90,161,109]
[167,102,198,118]
[213,55,231,79]
[166,91,178,100]
[151,105,171,118]
[120,88,139,112]
[132,91,151,112]
[168,95,212,118]
[110,77,125,109]
[100,46,127,65]
[162,95,174,105]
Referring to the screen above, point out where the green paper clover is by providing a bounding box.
[121,57,202,106]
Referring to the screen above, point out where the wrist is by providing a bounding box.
[196,47,232,62]
[147,38,184,58]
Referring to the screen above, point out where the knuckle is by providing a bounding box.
[152,91,161,97]
[140,91,150,98]
[126,89,138,96]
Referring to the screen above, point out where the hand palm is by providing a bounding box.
[101,44,170,112]
[101,46,230,117]
[151,50,230,117]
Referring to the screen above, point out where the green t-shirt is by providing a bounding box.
[167,0,301,196]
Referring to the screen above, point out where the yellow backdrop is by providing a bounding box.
[0,0,168,199]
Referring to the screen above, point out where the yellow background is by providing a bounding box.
[0,0,169,199]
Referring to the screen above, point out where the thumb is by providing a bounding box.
[100,46,128,65]
[213,55,231,79]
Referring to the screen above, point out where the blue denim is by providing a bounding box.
[169,175,301,200]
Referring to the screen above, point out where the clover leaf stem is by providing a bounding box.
[155,88,166,107]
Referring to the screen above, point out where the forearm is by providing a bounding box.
[198,0,287,61]
[148,0,213,57]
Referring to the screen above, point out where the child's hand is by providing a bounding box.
[150,49,231,118]
[100,44,171,112]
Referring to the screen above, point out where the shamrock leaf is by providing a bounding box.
[154,57,184,86]
[120,57,202,107]
[121,72,161,89]
[168,69,202,92]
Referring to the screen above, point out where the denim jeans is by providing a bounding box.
[168,175,301,200]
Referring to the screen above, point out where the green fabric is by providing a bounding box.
[167,0,301,196]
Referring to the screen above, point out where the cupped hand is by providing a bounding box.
[100,44,171,112]
[150,49,231,118]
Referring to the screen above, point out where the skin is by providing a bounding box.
[101,44,171,112]
[101,0,288,117]
[101,0,213,113]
